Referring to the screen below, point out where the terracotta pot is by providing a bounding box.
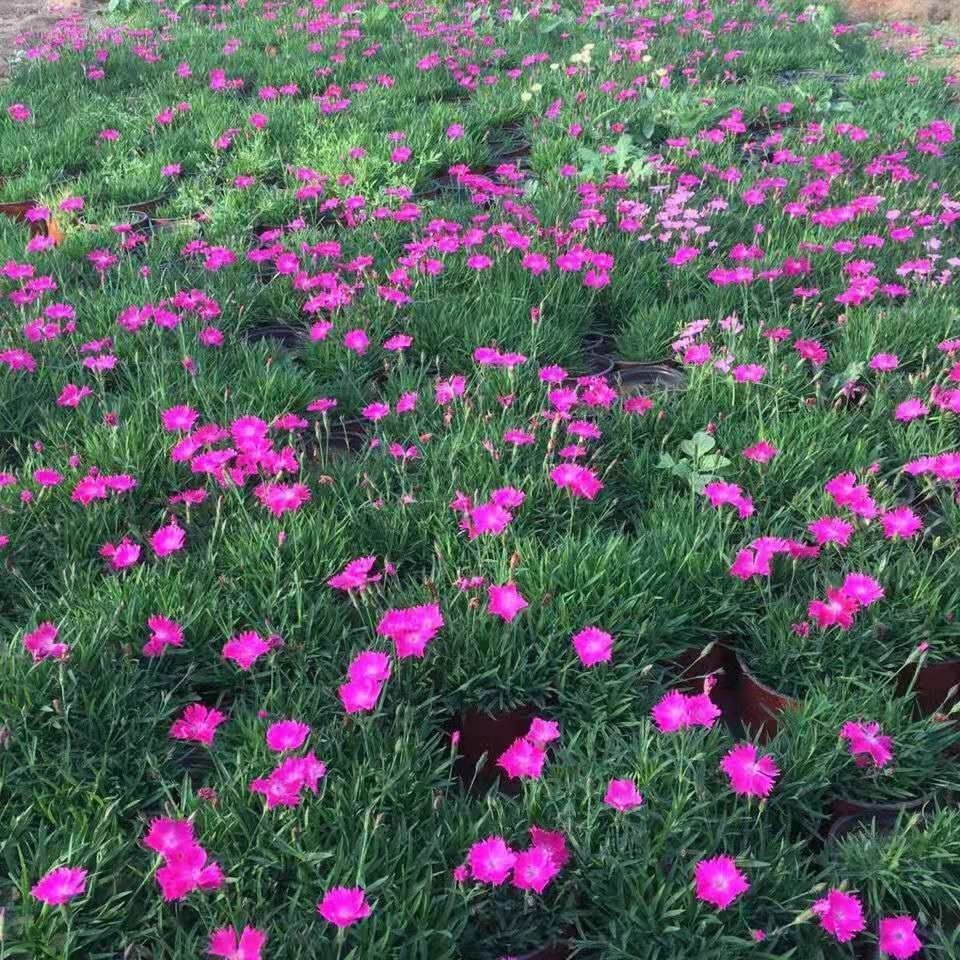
[672,642,736,695]
[0,200,50,238]
[896,659,960,717]
[736,658,797,742]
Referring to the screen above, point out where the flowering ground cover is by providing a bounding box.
[0,0,959,956]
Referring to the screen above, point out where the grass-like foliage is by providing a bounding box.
[0,0,959,957]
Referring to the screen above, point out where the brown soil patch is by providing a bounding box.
[0,0,95,76]
[843,0,960,26]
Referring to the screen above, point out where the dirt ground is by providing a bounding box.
[844,0,960,26]
[0,0,92,76]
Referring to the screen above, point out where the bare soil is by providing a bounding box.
[0,0,92,76]
[843,0,960,26]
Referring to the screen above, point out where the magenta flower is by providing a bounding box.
[812,889,866,943]
[880,507,923,540]
[144,615,184,657]
[550,463,603,500]
[808,516,854,547]
[100,538,141,571]
[527,718,560,746]
[169,704,227,746]
[265,719,310,752]
[878,916,922,959]
[720,744,779,798]
[376,603,444,658]
[603,778,644,812]
[528,826,570,868]
[251,753,326,809]
[162,405,199,431]
[155,844,224,902]
[348,651,392,684]
[841,572,884,606]
[840,720,894,768]
[208,925,267,960]
[22,621,69,662]
[651,690,690,733]
[894,398,929,422]
[339,677,384,713]
[143,818,197,858]
[317,887,371,927]
[693,856,749,910]
[222,631,271,670]
[742,441,777,463]
[343,329,370,354]
[486,583,528,623]
[511,846,560,894]
[327,556,380,592]
[467,836,517,885]
[150,522,186,558]
[497,737,546,779]
[571,625,614,667]
[30,866,88,905]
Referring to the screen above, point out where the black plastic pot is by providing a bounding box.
[612,361,687,395]
[242,323,304,349]
[830,791,936,821]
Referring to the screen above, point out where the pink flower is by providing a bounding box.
[869,353,899,372]
[348,651,392,684]
[841,572,884,606]
[317,887,371,927]
[651,690,691,733]
[250,753,326,809]
[100,538,141,571]
[338,678,384,713]
[155,844,225,902]
[144,615,184,657]
[265,720,310,752]
[693,856,749,910]
[150,522,186,558]
[497,737,546,779]
[57,383,92,407]
[571,625,614,666]
[144,818,197,858]
[222,631,271,670]
[170,704,227,746]
[720,744,779,798]
[23,622,69,662]
[511,846,560,894]
[528,826,570,868]
[878,916,923,959]
[894,398,929,422]
[794,338,828,367]
[253,482,311,517]
[603,778,644,812]
[486,583,528,623]
[550,463,603,500]
[808,587,860,630]
[162,405,199,431]
[30,866,87,905]
[807,516,855,547]
[841,720,893,768]
[527,718,560,746]
[468,837,517,885]
[327,556,380,592]
[812,889,866,943]
[880,507,923,540]
[376,603,444,658]
[343,329,370,354]
[208,926,267,960]
[742,441,778,463]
